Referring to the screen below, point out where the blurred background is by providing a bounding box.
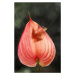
[14,2,61,73]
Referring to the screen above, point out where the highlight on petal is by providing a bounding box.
[18,17,56,67]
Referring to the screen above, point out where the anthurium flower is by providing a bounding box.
[18,17,56,67]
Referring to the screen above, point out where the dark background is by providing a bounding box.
[14,2,61,73]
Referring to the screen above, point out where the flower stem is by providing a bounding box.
[38,62,41,72]
[36,58,42,72]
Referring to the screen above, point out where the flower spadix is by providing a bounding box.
[18,17,56,67]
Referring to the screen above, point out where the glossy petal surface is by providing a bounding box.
[18,18,56,67]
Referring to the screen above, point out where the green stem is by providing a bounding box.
[36,58,42,72]
[38,62,41,72]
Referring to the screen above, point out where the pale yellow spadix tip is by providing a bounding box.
[42,26,47,31]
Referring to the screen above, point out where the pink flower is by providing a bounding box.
[18,17,56,67]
